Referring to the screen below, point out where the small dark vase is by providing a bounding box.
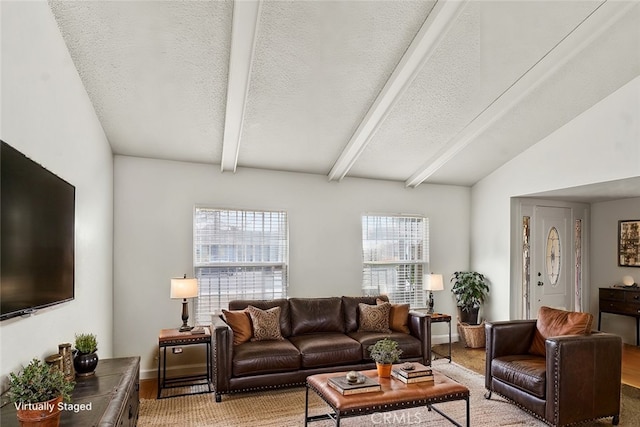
[74,351,99,377]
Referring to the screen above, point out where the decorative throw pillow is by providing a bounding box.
[528,306,593,356]
[358,302,391,333]
[377,298,410,334]
[246,305,284,341]
[221,309,252,345]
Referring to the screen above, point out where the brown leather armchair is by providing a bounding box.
[484,318,622,426]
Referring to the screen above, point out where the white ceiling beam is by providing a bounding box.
[405,0,636,188]
[328,0,468,182]
[220,0,262,173]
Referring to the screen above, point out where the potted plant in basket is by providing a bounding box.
[73,333,99,377]
[9,358,75,426]
[368,338,403,377]
[451,271,489,325]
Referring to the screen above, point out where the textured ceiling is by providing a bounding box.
[48,0,640,197]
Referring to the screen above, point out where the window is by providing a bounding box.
[362,215,428,307]
[193,207,288,324]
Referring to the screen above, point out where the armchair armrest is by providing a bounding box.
[485,320,537,389]
[545,332,622,425]
[211,314,233,402]
[408,311,431,365]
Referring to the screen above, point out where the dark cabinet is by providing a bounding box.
[1,357,140,426]
[598,287,640,346]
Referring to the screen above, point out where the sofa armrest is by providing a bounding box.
[211,314,233,401]
[485,320,536,389]
[545,332,622,425]
[408,311,431,365]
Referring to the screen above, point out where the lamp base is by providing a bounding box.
[426,291,435,314]
[178,299,193,332]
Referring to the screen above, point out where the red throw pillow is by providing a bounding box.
[528,306,593,356]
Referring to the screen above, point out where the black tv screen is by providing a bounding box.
[1,140,75,320]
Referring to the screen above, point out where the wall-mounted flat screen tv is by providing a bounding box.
[1,140,75,321]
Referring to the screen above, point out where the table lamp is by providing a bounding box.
[424,273,444,314]
[170,274,198,332]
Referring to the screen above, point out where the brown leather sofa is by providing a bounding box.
[484,318,622,426]
[211,295,432,402]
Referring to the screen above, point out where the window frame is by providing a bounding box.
[193,207,289,324]
[361,214,429,307]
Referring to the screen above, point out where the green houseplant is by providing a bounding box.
[9,358,74,426]
[74,333,99,377]
[451,271,489,325]
[368,338,403,377]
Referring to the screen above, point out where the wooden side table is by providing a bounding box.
[430,313,452,362]
[157,328,213,399]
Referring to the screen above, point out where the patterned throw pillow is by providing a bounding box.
[376,298,410,334]
[358,302,391,333]
[246,305,284,341]
[221,309,252,345]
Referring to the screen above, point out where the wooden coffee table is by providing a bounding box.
[305,369,469,427]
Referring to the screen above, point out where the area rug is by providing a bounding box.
[138,360,638,426]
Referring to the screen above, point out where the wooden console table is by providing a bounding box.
[598,287,640,346]
[0,357,140,426]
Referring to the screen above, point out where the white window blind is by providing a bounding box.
[193,208,288,324]
[362,215,428,307]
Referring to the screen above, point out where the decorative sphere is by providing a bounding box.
[622,275,635,286]
[346,371,358,382]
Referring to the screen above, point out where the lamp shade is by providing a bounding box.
[170,277,198,299]
[424,274,444,291]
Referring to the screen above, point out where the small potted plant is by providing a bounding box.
[368,338,403,377]
[451,271,489,325]
[73,333,99,377]
[9,358,74,426]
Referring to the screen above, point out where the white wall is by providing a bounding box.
[591,197,640,344]
[113,156,471,377]
[472,76,640,322]
[0,1,114,383]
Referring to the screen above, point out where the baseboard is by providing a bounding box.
[142,362,208,381]
[431,333,460,346]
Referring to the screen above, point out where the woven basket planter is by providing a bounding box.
[458,321,486,348]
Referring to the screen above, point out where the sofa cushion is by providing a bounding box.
[350,331,423,360]
[290,297,344,335]
[491,355,546,399]
[246,306,284,341]
[528,306,593,356]
[229,299,291,337]
[358,302,391,333]
[288,333,361,368]
[232,340,301,377]
[221,309,252,345]
[342,295,388,333]
[377,298,410,334]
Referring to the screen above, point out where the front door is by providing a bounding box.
[531,206,573,315]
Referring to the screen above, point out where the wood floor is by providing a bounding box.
[622,343,640,388]
[139,343,640,399]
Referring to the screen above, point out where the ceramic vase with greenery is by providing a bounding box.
[9,358,74,426]
[73,333,98,377]
[451,271,489,325]
[368,338,403,377]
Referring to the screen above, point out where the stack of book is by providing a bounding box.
[390,362,434,384]
[327,375,381,395]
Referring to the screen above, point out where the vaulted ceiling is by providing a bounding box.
[49,0,639,190]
